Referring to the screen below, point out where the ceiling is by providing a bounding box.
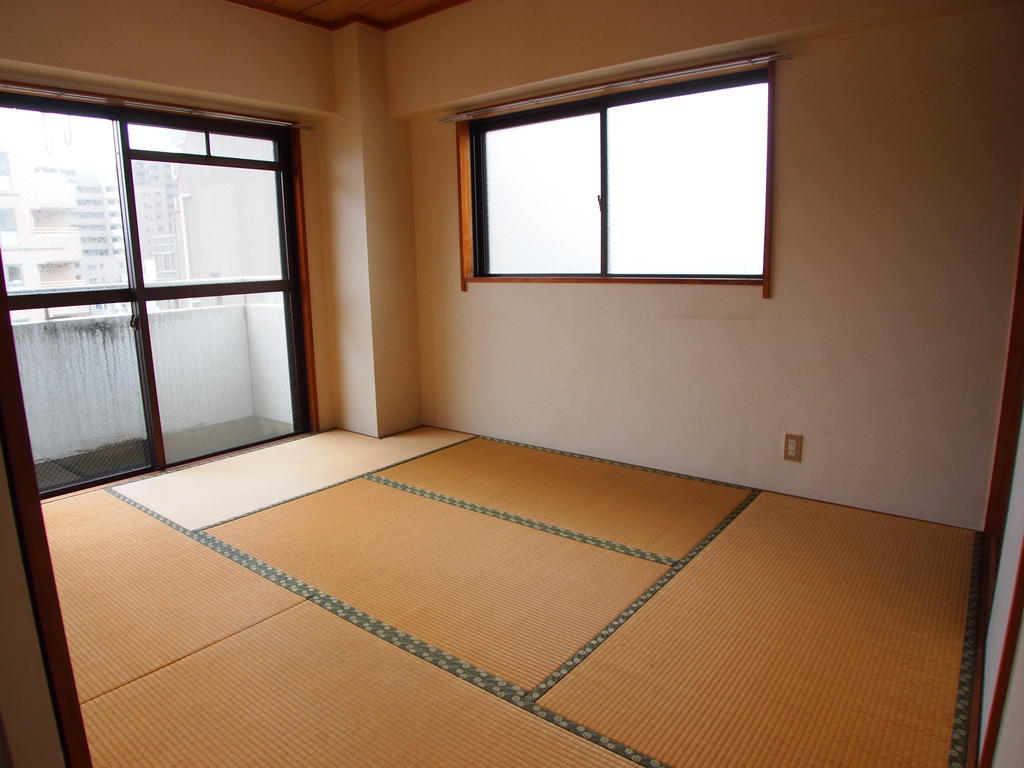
[224,0,474,30]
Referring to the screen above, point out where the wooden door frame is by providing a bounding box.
[0,287,92,766]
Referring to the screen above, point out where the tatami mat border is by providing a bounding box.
[365,474,677,566]
[103,486,674,768]
[529,489,761,701]
[949,532,983,768]
[482,436,752,490]
[189,436,479,532]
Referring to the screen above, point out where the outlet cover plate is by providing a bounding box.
[784,434,803,462]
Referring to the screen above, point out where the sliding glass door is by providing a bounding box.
[0,95,309,495]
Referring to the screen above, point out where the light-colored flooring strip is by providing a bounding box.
[206,478,669,691]
[366,473,678,565]
[81,603,636,768]
[42,491,303,703]
[112,426,472,530]
[378,437,751,559]
[537,492,979,768]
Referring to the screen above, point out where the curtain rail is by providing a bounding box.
[440,52,790,123]
[0,79,298,127]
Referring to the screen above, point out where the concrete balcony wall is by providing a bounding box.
[13,302,293,464]
[14,310,146,461]
[149,305,256,435]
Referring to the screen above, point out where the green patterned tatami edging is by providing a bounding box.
[948,532,983,768]
[191,435,478,533]
[365,473,677,566]
[103,486,676,768]
[529,489,761,701]
[482,435,751,491]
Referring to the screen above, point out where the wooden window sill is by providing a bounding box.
[463,276,764,286]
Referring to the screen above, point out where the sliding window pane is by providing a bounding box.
[127,124,206,155]
[485,114,600,274]
[131,161,283,285]
[607,83,768,275]
[11,304,150,493]
[0,107,130,293]
[147,293,297,464]
[209,133,275,162]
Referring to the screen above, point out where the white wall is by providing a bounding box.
[992,621,1024,768]
[984,392,1024,760]
[406,3,1024,529]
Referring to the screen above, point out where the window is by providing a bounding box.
[32,208,73,230]
[0,207,16,247]
[1,94,312,495]
[5,263,23,287]
[464,68,772,288]
[0,151,10,192]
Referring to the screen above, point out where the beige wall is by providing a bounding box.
[358,28,423,436]
[317,28,379,436]
[0,0,333,113]
[316,25,422,436]
[407,3,1024,529]
[386,0,1018,116]
[0,450,66,768]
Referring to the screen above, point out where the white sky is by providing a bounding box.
[0,107,120,186]
[483,83,768,276]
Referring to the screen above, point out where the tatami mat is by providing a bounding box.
[208,478,668,690]
[113,426,470,530]
[82,602,629,768]
[43,491,303,703]
[537,492,977,768]
[378,438,750,559]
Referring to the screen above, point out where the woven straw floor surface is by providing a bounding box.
[44,491,302,703]
[537,492,976,768]
[379,438,749,558]
[82,603,630,768]
[208,478,668,689]
[45,435,977,768]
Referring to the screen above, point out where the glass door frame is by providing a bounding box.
[0,92,313,497]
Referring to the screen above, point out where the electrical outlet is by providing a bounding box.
[784,434,803,462]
